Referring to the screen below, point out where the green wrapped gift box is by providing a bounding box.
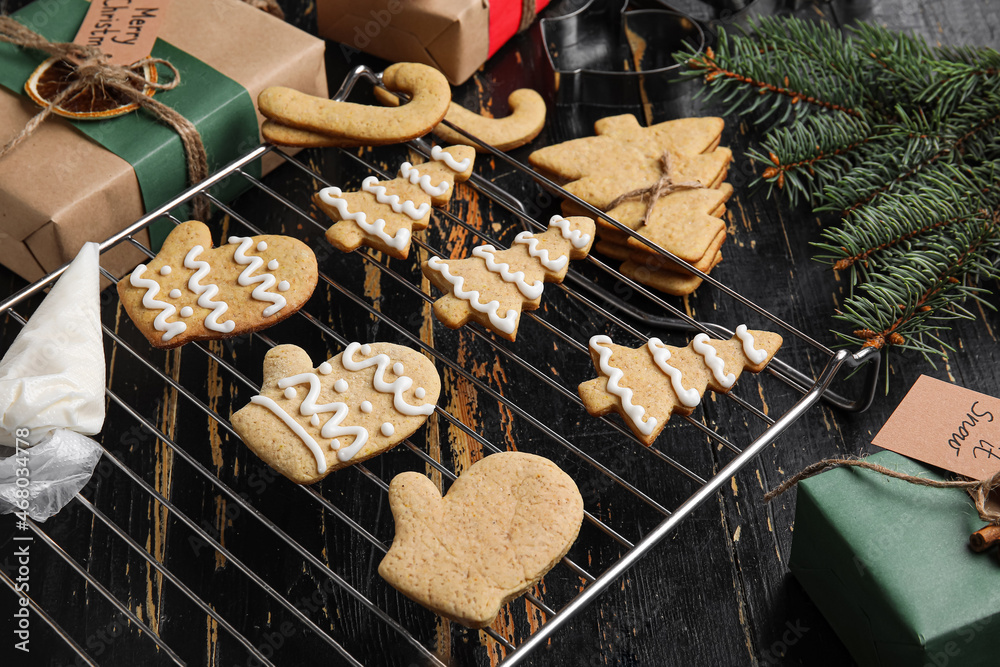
[790,450,999,666]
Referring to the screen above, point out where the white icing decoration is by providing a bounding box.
[472,245,544,299]
[250,395,327,473]
[590,335,654,435]
[129,265,186,342]
[425,256,518,335]
[159,266,172,276]
[318,362,333,375]
[360,401,373,413]
[334,379,348,393]
[268,259,279,271]
[431,145,471,173]
[169,289,182,299]
[229,237,287,317]
[317,187,411,251]
[399,162,449,197]
[647,338,701,408]
[183,246,236,333]
[360,344,372,355]
[283,387,297,400]
[514,231,568,272]
[381,422,395,437]
[361,176,429,220]
[342,342,435,416]
[414,387,426,399]
[692,334,735,389]
[277,373,370,462]
[310,414,320,427]
[277,281,290,292]
[736,325,768,365]
[257,241,267,251]
[392,362,404,376]
[180,307,194,318]
[550,215,591,248]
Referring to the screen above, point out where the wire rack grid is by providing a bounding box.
[0,65,880,666]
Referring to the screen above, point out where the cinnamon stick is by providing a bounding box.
[969,525,1000,552]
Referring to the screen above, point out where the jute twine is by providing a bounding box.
[604,152,705,224]
[765,457,1000,527]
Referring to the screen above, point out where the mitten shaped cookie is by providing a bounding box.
[315,145,475,259]
[579,327,783,445]
[232,342,441,484]
[422,215,596,340]
[117,221,317,349]
[379,452,584,628]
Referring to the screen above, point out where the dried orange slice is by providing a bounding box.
[24,56,158,120]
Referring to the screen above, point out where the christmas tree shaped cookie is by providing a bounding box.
[315,144,475,260]
[232,342,441,484]
[579,326,783,445]
[422,215,596,341]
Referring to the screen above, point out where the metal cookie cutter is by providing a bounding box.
[538,0,707,110]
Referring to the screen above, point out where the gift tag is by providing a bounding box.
[873,375,1000,480]
[72,0,172,66]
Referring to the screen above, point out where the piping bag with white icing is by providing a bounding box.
[0,243,105,521]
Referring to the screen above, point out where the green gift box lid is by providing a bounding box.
[789,450,999,666]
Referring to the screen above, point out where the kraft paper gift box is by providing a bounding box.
[317,0,550,85]
[789,450,1000,666]
[0,0,327,283]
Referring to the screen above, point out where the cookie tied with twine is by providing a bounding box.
[766,457,1000,558]
[0,15,210,220]
[604,152,706,224]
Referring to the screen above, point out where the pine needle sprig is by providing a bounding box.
[674,17,1000,374]
[833,214,1000,357]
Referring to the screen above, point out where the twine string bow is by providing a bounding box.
[765,457,1000,528]
[604,152,705,224]
[0,16,209,220]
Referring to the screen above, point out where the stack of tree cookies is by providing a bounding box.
[529,115,732,296]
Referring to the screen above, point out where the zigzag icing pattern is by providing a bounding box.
[430,145,471,172]
[425,257,518,334]
[550,215,591,248]
[646,338,701,408]
[317,188,411,251]
[513,231,568,272]
[184,246,236,333]
[589,335,655,435]
[736,325,768,364]
[278,373,369,462]
[692,334,735,388]
[229,237,287,317]
[471,245,544,299]
[361,176,429,220]
[341,342,436,417]
[129,265,186,342]
[400,162,449,197]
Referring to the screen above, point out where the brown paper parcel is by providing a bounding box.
[316,0,490,86]
[0,0,327,283]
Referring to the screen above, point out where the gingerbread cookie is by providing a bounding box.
[258,62,451,148]
[579,326,782,445]
[117,221,317,349]
[379,451,583,628]
[423,215,595,340]
[232,342,441,485]
[315,145,476,260]
[374,86,547,151]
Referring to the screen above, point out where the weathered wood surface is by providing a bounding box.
[1,0,998,665]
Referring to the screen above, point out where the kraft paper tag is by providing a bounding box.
[72,0,172,66]
[873,375,1000,481]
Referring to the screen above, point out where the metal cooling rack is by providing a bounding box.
[0,65,881,666]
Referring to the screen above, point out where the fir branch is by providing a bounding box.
[675,17,1000,368]
[833,214,1000,355]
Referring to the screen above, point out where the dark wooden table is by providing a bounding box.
[2,0,998,665]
